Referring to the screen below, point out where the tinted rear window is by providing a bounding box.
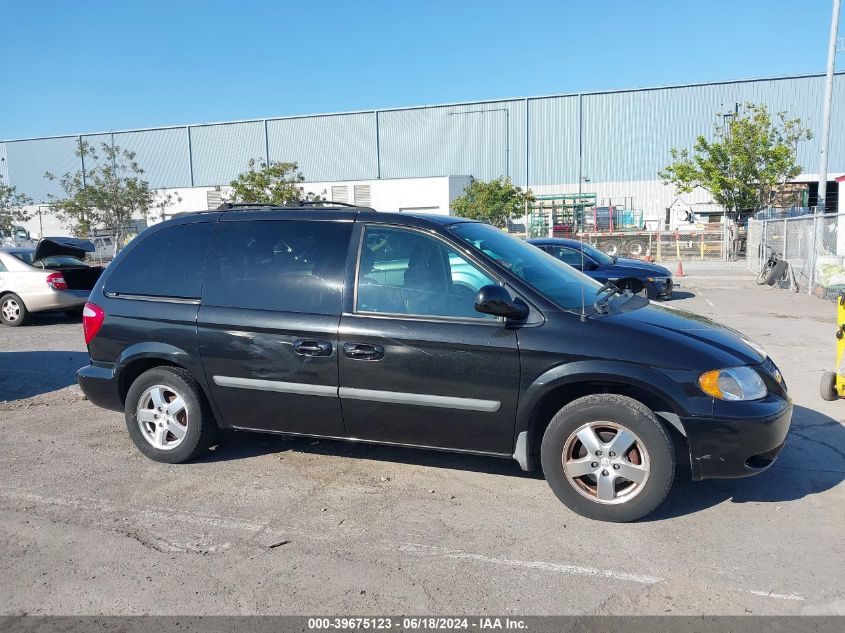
[203,220,352,315]
[106,223,213,298]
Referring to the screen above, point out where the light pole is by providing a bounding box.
[448,108,510,179]
[817,0,841,213]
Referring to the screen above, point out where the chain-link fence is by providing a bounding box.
[747,212,845,299]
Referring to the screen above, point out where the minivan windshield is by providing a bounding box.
[448,222,602,310]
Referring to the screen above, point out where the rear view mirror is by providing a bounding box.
[474,284,529,320]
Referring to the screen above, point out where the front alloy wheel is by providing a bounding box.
[563,422,649,504]
[541,394,674,522]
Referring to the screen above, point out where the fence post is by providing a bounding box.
[809,213,819,294]
[783,218,788,261]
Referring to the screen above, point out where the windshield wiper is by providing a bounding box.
[593,282,621,314]
[593,282,637,315]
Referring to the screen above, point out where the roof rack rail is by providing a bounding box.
[217,200,375,212]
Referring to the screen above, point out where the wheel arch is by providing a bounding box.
[515,361,689,472]
[116,343,204,402]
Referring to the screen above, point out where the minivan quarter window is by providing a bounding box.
[355,225,497,319]
[105,223,214,299]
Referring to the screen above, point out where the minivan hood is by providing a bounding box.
[603,302,765,367]
[34,237,95,261]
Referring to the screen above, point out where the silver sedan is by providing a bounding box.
[0,238,103,327]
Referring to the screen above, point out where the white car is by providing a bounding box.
[0,238,104,327]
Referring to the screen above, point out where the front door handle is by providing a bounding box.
[343,342,384,361]
[294,339,333,357]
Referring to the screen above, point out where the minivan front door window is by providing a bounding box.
[355,225,497,320]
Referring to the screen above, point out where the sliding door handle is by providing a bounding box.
[294,339,333,357]
[343,342,384,361]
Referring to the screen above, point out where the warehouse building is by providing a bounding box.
[1,72,843,239]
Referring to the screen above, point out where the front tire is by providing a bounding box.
[1,293,29,327]
[124,366,219,463]
[540,394,674,522]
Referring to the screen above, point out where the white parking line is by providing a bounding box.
[742,589,806,602]
[397,543,663,585]
[1,490,809,604]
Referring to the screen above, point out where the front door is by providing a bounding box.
[198,217,352,436]
[338,224,520,455]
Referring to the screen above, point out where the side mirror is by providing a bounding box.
[584,260,599,270]
[474,284,529,320]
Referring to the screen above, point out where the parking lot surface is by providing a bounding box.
[1,264,843,615]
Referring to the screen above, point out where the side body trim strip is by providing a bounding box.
[212,375,337,397]
[211,376,502,412]
[339,386,501,412]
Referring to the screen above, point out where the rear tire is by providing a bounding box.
[0,293,29,327]
[540,394,674,522]
[124,366,219,463]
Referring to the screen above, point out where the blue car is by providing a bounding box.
[528,237,674,300]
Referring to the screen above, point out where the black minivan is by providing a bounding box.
[78,205,791,522]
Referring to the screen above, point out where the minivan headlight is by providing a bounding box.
[698,367,767,401]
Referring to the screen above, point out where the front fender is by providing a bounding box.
[514,360,692,468]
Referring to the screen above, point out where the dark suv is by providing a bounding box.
[77,206,791,522]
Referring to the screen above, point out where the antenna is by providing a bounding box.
[579,195,587,322]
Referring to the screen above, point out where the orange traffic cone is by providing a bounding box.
[675,260,685,277]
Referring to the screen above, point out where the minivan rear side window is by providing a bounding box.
[106,223,214,299]
[203,220,352,315]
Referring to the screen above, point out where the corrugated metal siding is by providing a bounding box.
[114,128,191,188]
[379,100,527,184]
[79,133,114,178]
[2,74,842,199]
[190,121,265,186]
[267,113,377,181]
[582,75,844,182]
[4,136,82,201]
[527,95,579,186]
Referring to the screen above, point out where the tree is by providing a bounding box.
[0,175,33,234]
[228,159,323,205]
[450,177,534,228]
[659,103,813,216]
[46,141,179,249]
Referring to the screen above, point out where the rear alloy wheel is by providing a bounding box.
[124,366,219,463]
[0,294,29,327]
[541,394,674,522]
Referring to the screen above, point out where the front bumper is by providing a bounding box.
[647,277,673,299]
[77,363,124,412]
[682,395,792,480]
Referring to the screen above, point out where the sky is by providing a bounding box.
[1,0,842,140]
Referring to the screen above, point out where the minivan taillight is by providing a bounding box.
[82,302,105,345]
[46,272,68,291]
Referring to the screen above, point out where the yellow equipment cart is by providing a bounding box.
[821,294,845,400]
